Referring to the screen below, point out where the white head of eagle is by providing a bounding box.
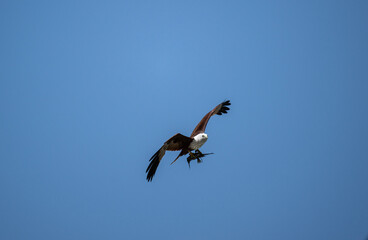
[190,133,208,150]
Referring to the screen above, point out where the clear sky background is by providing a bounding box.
[1,1,368,239]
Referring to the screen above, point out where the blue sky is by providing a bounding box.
[1,1,368,239]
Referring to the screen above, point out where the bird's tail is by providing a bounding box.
[171,149,188,165]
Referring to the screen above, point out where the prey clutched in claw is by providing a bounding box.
[186,150,214,168]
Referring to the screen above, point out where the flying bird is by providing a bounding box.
[146,100,231,181]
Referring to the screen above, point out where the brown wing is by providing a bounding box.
[190,100,231,137]
[146,133,192,182]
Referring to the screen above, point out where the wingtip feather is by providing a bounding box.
[146,148,162,182]
[216,100,231,115]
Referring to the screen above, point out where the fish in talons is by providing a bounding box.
[186,150,214,168]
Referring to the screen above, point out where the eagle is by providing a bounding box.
[146,100,231,181]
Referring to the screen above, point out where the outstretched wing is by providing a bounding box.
[190,100,231,137]
[146,133,192,182]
